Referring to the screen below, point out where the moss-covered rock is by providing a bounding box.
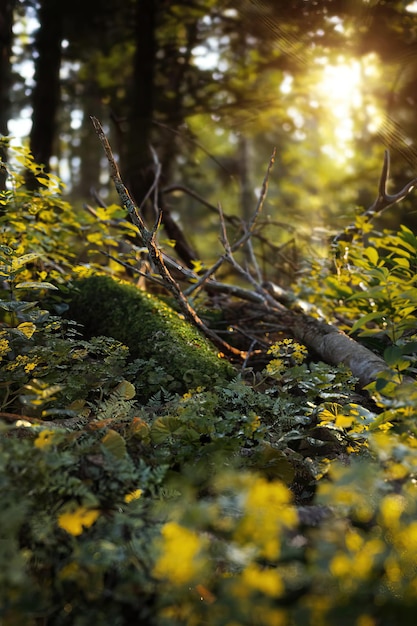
[67,275,235,398]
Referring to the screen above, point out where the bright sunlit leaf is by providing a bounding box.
[16,321,36,339]
[124,489,142,503]
[15,281,58,290]
[34,429,57,449]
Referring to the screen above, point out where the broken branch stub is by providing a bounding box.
[333,150,417,246]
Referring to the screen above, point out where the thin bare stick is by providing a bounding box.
[218,202,286,311]
[91,116,244,358]
[250,148,276,226]
[91,117,145,228]
[231,147,276,251]
[139,145,162,222]
[241,338,259,370]
[100,252,165,287]
[366,149,417,216]
[245,233,263,283]
[185,148,276,297]
[183,254,227,297]
[162,184,240,225]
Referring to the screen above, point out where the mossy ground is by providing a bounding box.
[67,275,235,398]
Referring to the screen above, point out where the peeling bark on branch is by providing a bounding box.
[283,310,390,387]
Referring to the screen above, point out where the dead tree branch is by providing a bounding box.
[185,148,276,298]
[91,124,413,389]
[334,150,417,245]
[91,116,244,358]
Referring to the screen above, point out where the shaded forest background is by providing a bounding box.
[2,0,417,267]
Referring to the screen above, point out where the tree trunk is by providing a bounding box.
[0,0,14,191]
[226,299,392,389]
[29,0,63,173]
[124,0,157,205]
[77,87,105,200]
[124,0,197,266]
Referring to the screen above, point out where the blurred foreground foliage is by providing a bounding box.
[2,145,417,625]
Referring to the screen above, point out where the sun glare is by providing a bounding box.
[309,55,382,164]
[317,59,362,113]
[315,57,362,154]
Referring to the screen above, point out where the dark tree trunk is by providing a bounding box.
[77,84,105,200]
[29,0,63,173]
[0,0,14,191]
[124,0,197,267]
[125,0,157,205]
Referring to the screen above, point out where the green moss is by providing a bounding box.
[67,275,235,396]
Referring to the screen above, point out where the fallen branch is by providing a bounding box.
[91,116,243,358]
[91,122,415,389]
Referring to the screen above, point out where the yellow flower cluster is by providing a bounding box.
[241,563,284,597]
[124,489,142,503]
[34,429,57,449]
[153,521,206,585]
[235,476,298,560]
[0,334,11,360]
[5,353,38,373]
[58,506,100,536]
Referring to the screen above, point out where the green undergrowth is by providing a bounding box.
[2,143,417,624]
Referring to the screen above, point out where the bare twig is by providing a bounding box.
[218,203,287,311]
[91,116,244,358]
[185,148,276,297]
[367,150,417,216]
[139,145,162,220]
[251,148,276,225]
[334,150,417,245]
[241,338,260,370]
[245,234,263,283]
[0,412,43,424]
[90,187,108,208]
[100,252,165,288]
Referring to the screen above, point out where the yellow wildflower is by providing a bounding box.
[241,563,284,597]
[34,430,56,449]
[58,506,100,536]
[124,489,142,503]
[153,521,205,585]
[236,477,297,560]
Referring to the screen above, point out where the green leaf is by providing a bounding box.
[151,416,183,443]
[392,257,410,269]
[101,429,127,459]
[324,275,353,298]
[383,345,404,366]
[113,380,136,400]
[350,311,383,334]
[0,300,37,312]
[11,252,41,269]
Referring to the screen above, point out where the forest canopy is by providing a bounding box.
[3,0,417,248]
